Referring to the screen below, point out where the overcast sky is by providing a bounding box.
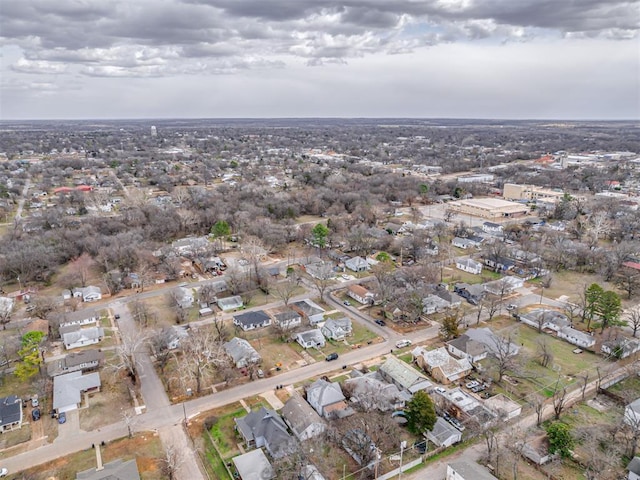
[1,0,638,120]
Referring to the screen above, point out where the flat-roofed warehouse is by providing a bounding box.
[448,198,529,220]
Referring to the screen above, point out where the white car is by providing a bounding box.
[395,339,412,349]
[0,467,8,477]
[435,387,446,394]
[506,304,518,311]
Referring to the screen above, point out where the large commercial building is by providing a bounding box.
[447,198,529,220]
[502,184,565,203]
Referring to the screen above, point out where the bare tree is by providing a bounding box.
[536,337,553,368]
[483,296,501,322]
[272,276,299,306]
[110,327,149,385]
[130,299,155,328]
[178,328,226,395]
[122,409,137,438]
[148,328,175,374]
[578,372,590,401]
[161,442,185,480]
[626,307,640,338]
[532,394,545,427]
[32,295,59,320]
[491,332,518,383]
[552,383,568,420]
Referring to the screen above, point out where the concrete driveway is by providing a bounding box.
[55,409,81,441]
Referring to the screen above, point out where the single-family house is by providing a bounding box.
[173,287,194,309]
[305,261,335,280]
[274,310,302,330]
[217,295,244,311]
[484,394,522,421]
[423,242,439,256]
[0,395,22,433]
[347,284,375,305]
[53,371,101,413]
[345,256,370,272]
[344,374,408,412]
[296,329,326,349]
[282,392,326,441]
[166,326,189,350]
[306,379,353,419]
[483,256,516,273]
[233,310,272,331]
[71,286,102,302]
[452,237,474,250]
[291,299,326,325]
[234,407,295,459]
[519,309,571,333]
[447,335,488,364]
[321,317,352,341]
[76,457,141,480]
[171,236,209,256]
[601,336,640,359]
[378,356,432,394]
[625,398,640,429]
[224,337,261,369]
[464,328,520,358]
[58,314,99,330]
[427,417,462,447]
[47,349,104,377]
[557,326,595,349]
[446,460,498,480]
[63,326,105,350]
[628,456,640,480]
[454,283,485,305]
[482,222,504,234]
[483,276,524,296]
[422,294,451,315]
[456,258,483,275]
[413,347,472,384]
[232,449,274,480]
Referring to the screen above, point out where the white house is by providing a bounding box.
[217,295,243,311]
[233,310,272,331]
[557,326,595,349]
[274,310,303,330]
[296,329,326,349]
[173,287,194,309]
[427,417,462,447]
[455,258,483,275]
[53,371,101,413]
[63,327,105,350]
[68,286,102,302]
[482,222,503,234]
[483,276,524,296]
[452,237,474,250]
[447,460,498,480]
[625,398,640,429]
[282,392,326,441]
[0,297,14,318]
[347,285,375,305]
[484,394,522,421]
[345,256,370,272]
[321,317,353,341]
[224,337,261,369]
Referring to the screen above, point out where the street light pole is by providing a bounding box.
[398,441,406,479]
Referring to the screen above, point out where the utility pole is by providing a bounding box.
[398,441,407,479]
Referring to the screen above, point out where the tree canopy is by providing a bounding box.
[546,421,574,459]
[405,390,437,435]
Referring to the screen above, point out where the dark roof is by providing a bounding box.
[0,395,22,427]
[76,458,141,480]
[629,456,640,474]
[235,407,293,457]
[234,310,270,327]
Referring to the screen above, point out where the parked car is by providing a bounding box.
[31,396,39,408]
[0,467,8,477]
[435,387,446,394]
[375,319,386,327]
[31,408,41,421]
[325,353,339,361]
[343,300,351,306]
[506,304,518,311]
[58,412,66,424]
[115,314,121,319]
[257,369,265,378]
[465,381,479,389]
[395,339,412,349]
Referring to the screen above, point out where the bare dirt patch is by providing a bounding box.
[79,373,133,431]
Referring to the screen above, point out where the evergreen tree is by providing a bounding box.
[405,390,437,435]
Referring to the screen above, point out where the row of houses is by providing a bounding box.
[518,309,596,349]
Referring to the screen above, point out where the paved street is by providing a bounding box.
[0,267,615,479]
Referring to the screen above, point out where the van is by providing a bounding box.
[395,339,412,349]
[325,353,339,362]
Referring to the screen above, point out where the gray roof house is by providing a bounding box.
[282,392,326,441]
[48,349,104,377]
[296,329,326,349]
[224,337,261,369]
[291,299,325,325]
[53,371,101,413]
[233,310,272,331]
[628,456,640,480]
[344,373,408,412]
[0,395,23,433]
[70,285,102,302]
[625,398,640,428]
[321,317,352,341]
[232,449,274,480]
[422,294,452,315]
[217,295,244,311]
[345,256,370,272]
[63,326,105,350]
[427,417,462,447]
[234,407,295,459]
[446,460,498,480]
[447,335,488,364]
[464,328,520,358]
[274,310,303,330]
[306,379,354,419]
[378,356,432,394]
[456,258,483,275]
[76,458,141,480]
